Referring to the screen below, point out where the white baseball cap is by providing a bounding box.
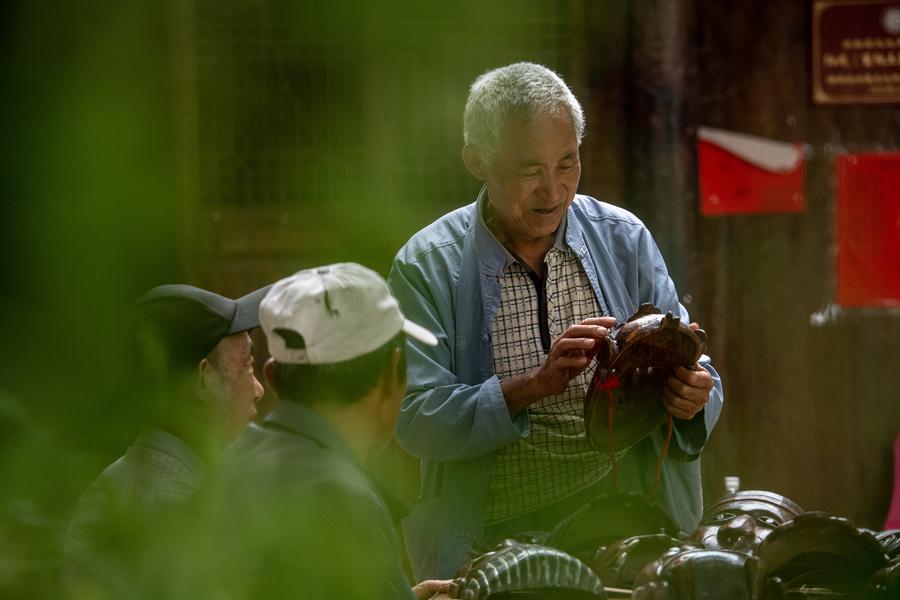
[260,262,438,365]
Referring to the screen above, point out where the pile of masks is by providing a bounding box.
[448,490,899,599]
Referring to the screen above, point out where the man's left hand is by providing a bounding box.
[662,365,714,420]
[412,579,452,600]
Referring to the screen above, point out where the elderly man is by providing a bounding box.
[189,263,451,599]
[63,283,267,594]
[389,62,724,579]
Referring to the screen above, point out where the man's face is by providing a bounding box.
[206,331,264,440]
[480,113,581,246]
[692,498,795,553]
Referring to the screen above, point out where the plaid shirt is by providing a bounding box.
[486,242,612,525]
[63,428,206,592]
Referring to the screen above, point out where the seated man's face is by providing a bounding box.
[692,498,795,553]
[370,345,407,454]
[206,331,264,439]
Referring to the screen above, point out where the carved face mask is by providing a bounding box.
[592,533,684,588]
[545,491,679,563]
[756,512,888,597]
[691,491,803,553]
[631,548,764,600]
[450,542,602,600]
[875,529,900,560]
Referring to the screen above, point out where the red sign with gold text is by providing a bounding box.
[812,0,900,105]
[836,152,900,307]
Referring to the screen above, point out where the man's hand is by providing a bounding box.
[662,321,714,420]
[502,317,617,416]
[411,579,452,599]
[663,364,713,420]
[535,317,617,396]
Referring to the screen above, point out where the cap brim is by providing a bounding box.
[403,319,438,347]
[228,284,274,334]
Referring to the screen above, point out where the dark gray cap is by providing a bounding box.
[129,283,271,369]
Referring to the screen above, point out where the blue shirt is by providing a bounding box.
[388,191,724,579]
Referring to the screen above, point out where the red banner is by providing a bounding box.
[836,152,900,307]
[698,127,806,216]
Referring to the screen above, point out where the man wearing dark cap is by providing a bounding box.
[63,283,269,595]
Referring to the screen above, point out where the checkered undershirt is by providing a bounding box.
[485,244,614,525]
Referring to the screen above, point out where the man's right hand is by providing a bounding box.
[502,316,617,417]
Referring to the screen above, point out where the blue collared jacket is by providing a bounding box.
[388,192,724,580]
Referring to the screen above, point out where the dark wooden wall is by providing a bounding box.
[688,0,900,529]
[577,0,900,528]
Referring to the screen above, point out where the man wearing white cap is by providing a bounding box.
[199,263,450,599]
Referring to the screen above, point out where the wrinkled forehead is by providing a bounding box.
[493,113,580,162]
[214,330,253,359]
[702,499,794,524]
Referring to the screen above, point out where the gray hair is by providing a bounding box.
[463,62,585,161]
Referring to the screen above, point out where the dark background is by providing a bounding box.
[2,1,898,595]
